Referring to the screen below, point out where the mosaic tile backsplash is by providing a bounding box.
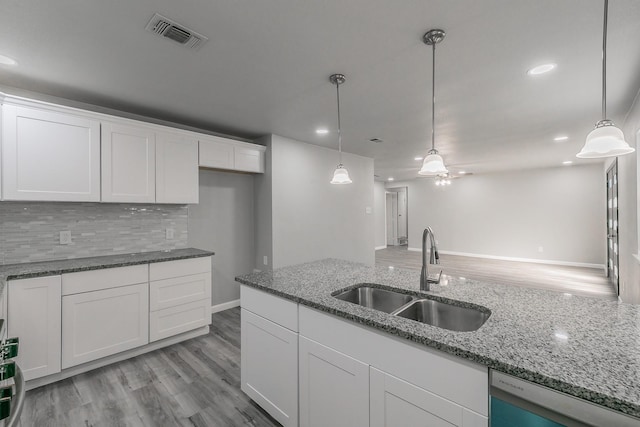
[0,202,188,265]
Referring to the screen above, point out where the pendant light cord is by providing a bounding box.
[602,0,608,120]
[336,81,343,164]
[431,42,436,152]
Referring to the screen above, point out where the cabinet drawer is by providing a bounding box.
[150,272,211,311]
[62,264,148,295]
[149,257,211,281]
[241,285,298,332]
[62,282,149,368]
[149,299,210,342]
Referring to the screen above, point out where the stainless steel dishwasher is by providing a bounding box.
[490,370,640,427]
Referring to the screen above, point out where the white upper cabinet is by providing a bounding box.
[156,131,199,204]
[199,136,265,173]
[234,145,265,173]
[199,136,234,170]
[101,122,156,203]
[1,103,101,201]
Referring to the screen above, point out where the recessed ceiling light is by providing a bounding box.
[315,128,329,135]
[0,54,17,66]
[563,161,573,165]
[527,63,556,75]
[388,177,394,181]
[554,135,569,141]
[459,171,466,175]
[414,156,423,161]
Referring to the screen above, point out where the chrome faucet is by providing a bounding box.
[420,227,442,291]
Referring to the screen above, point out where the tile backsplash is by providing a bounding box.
[0,202,188,265]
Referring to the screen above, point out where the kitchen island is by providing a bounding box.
[236,258,640,425]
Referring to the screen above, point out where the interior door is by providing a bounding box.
[386,193,398,246]
[606,160,619,294]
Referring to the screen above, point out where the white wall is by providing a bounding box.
[614,89,640,302]
[188,169,255,307]
[391,164,605,266]
[374,181,387,249]
[255,134,375,269]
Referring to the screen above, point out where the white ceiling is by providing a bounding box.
[1,0,640,181]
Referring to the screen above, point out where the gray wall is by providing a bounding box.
[255,134,375,270]
[374,181,387,249]
[391,164,605,266]
[188,169,255,306]
[0,202,187,265]
[253,135,273,270]
[615,90,640,303]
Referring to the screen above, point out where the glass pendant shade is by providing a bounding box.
[330,164,352,184]
[418,150,448,176]
[577,122,634,158]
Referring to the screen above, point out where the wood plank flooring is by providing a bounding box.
[376,246,617,300]
[21,308,281,427]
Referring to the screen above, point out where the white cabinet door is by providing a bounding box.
[241,309,298,427]
[234,146,264,173]
[370,367,487,427]
[299,336,369,427]
[8,276,62,381]
[62,283,149,368]
[199,137,234,169]
[101,122,156,203]
[156,132,199,204]
[2,104,100,201]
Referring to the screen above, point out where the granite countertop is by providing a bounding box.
[0,248,214,296]
[236,258,640,419]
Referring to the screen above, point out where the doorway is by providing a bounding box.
[385,187,408,246]
[606,159,619,294]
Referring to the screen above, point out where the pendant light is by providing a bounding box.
[577,0,634,158]
[329,73,353,184]
[419,29,448,176]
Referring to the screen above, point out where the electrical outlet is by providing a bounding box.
[166,228,175,240]
[59,230,71,245]
[263,255,268,265]
[538,246,544,253]
[365,206,372,214]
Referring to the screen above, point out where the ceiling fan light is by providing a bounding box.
[418,151,448,176]
[330,165,353,184]
[577,124,634,158]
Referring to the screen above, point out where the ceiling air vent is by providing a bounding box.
[145,13,208,50]
[369,138,383,144]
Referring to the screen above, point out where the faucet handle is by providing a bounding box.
[427,270,442,284]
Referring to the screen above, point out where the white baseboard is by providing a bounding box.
[375,245,387,250]
[406,247,604,269]
[26,325,209,390]
[211,298,240,314]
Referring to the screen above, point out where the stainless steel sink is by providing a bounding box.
[394,299,490,332]
[333,286,414,313]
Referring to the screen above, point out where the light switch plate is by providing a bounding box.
[166,228,175,240]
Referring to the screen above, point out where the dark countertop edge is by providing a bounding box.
[235,277,640,419]
[2,250,215,281]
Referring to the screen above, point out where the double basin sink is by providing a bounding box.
[333,285,490,332]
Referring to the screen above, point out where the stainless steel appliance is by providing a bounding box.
[0,319,24,427]
[490,370,640,427]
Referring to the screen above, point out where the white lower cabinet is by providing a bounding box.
[241,308,298,427]
[370,367,487,427]
[299,336,369,427]
[62,283,149,368]
[7,276,62,381]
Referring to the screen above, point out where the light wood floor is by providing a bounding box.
[21,308,281,427]
[376,246,617,300]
